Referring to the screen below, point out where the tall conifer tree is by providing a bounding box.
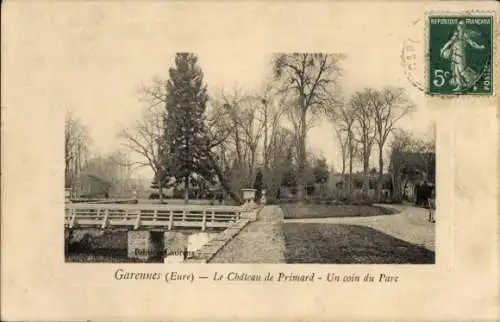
[165,53,214,203]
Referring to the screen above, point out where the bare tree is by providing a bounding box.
[212,87,267,187]
[209,83,291,202]
[239,104,266,184]
[334,127,348,180]
[351,89,377,195]
[325,96,357,194]
[198,102,242,204]
[252,83,284,172]
[205,105,233,172]
[119,105,169,202]
[328,110,348,190]
[204,89,258,203]
[284,97,317,162]
[373,87,415,199]
[139,76,168,110]
[272,53,345,201]
[65,111,91,194]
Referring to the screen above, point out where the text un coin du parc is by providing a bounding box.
[213,272,399,283]
[114,270,400,283]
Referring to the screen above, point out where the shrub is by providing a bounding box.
[305,185,315,196]
[265,197,278,205]
[149,193,167,200]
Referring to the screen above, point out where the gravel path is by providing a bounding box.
[284,204,435,252]
[210,206,286,263]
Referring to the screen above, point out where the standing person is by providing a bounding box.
[415,182,421,206]
[428,188,436,223]
[421,180,430,207]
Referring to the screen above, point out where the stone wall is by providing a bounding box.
[127,231,164,261]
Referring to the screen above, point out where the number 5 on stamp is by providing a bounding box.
[428,15,493,95]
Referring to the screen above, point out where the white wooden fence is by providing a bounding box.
[65,203,243,231]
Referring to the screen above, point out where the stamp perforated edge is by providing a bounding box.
[424,10,497,99]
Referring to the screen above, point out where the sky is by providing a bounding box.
[10,1,437,180]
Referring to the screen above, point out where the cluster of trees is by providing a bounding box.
[65,113,139,198]
[279,150,330,196]
[79,151,136,197]
[120,53,231,203]
[329,87,416,200]
[65,52,433,204]
[120,53,345,204]
[64,111,91,189]
[389,127,436,201]
[117,52,428,204]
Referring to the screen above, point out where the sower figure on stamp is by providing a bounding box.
[440,20,485,91]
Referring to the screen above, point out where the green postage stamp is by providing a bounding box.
[428,15,493,95]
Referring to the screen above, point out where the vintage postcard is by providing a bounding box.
[1,1,498,321]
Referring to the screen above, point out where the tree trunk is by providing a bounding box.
[249,147,257,186]
[341,167,346,190]
[348,136,353,196]
[184,175,189,204]
[297,108,307,202]
[235,131,243,167]
[377,144,384,201]
[362,146,369,196]
[159,180,164,204]
[207,153,243,204]
[263,102,269,170]
[341,145,346,191]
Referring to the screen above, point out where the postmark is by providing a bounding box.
[427,15,493,95]
[401,18,426,92]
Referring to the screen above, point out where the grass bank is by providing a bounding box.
[281,203,398,219]
[282,223,435,264]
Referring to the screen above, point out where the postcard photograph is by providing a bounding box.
[64,51,437,265]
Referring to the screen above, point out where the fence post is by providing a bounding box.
[101,208,109,229]
[182,210,186,222]
[153,209,158,223]
[211,211,215,223]
[201,211,207,231]
[134,211,141,230]
[168,210,173,230]
[96,208,101,228]
[70,207,76,228]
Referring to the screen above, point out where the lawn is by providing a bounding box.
[281,203,398,219]
[282,223,435,264]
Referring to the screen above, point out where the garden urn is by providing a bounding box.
[241,188,257,206]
